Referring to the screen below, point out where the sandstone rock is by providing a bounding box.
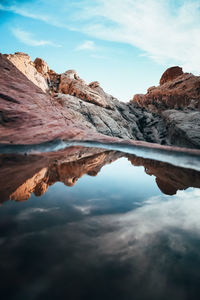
[4,52,49,93]
[59,70,111,108]
[34,57,50,84]
[1,52,200,150]
[132,72,200,112]
[159,66,183,85]
[0,54,91,145]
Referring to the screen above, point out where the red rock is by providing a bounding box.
[34,57,50,76]
[59,70,110,108]
[159,66,183,85]
[132,71,200,111]
[1,53,200,154]
[0,54,88,145]
[4,52,49,93]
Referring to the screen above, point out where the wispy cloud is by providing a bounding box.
[0,2,68,28]
[76,40,96,51]
[0,3,50,22]
[2,1,200,72]
[73,0,200,73]
[12,28,61,47]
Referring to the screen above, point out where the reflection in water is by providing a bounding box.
[0,146,200,300]
[0,146,200,203]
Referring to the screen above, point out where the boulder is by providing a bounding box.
[159,66,183,85]
[59,70,111,108]
[34,57,49,75]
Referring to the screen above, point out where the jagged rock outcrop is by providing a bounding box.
[159,66,184,85]
[131,66,200,148]
[162,110,200,148]
[4,52,49,93]
[2,52,200,149]
[0,54,90,144]
[58,70,111,108]
[132,68,200,112]
[0,53,170,146]
[56,93,168,144]
[34,57,50,76]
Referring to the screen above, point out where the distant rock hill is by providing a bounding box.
[1,52,200,149]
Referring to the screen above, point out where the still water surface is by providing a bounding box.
[0,146,200,300]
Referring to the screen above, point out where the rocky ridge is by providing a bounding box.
[1,52,200,149]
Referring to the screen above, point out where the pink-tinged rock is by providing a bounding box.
[4,52,49,93]
[0,54,90,144]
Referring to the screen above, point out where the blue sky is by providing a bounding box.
[1,0,200,101]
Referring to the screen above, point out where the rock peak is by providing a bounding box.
[159,66,183,85]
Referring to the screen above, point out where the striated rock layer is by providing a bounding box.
[132,66,200,148]
[1,52,200,149]
[4,52,49,93]
[0,53,169,146]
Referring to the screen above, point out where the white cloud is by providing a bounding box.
[74,0,200,73]
[12,28,61,47]
[0,3,69,29]
[76,40,96,51]
[2,1,200,72]
[0,3,49,22]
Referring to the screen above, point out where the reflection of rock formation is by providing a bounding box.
[1,146,200,203]
[128,156,200,195]
[3,148,123,202]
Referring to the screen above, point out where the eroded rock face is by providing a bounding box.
[159,66,183,85]
[56,93,168,144]
[2,52,200,149]
[162,110,200,148]
[132,69,200,112]
[0,54,92,145]
[34,57,50,82]
[4,52,49,93]
[131,66,200,148]
[58,70,111,108]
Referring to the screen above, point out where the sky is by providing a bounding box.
[0,0,200,102]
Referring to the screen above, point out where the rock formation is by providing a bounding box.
[1,51,200,149]
[132,66,200,148]
[4,52,49,93]
[0,53,103,145]
[133,72,200,111]
[58,70,111,108]
[159,66,184,85]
